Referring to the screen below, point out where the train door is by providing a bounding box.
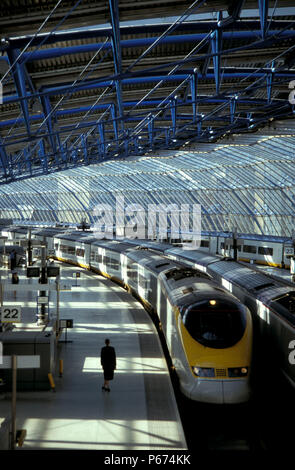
[120,253,128,284]
[138,265,147,301]
[165,300,174,351]
[149,272,157,307]
[157,279,167,332]
[210,236,217,255]
[283,242,294,269]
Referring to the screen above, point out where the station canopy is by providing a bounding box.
[0,1,295,236]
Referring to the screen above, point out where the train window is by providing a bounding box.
[128,268,137,281]
[182,300,246,348]
[258,247,273,256]
[68,246,75,255]
[229,245,242,252]
[200,240,209,248]
[138,274,147,290]
[105,255,119,270]
[272,292,295,314]
[76,248,85,257]
[243,245,257,254]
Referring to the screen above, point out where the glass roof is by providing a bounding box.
[0,132,294,236]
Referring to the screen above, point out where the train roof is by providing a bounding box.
[168,281,238,308]
[166,247,220,265]
[199,231,292,243]
[92,240,136,253]
[3,226,30,234]
[122,238,172,252]
[55,231,94,241]
[32,228,66,237]
[126,249,179,274]
[0,245,25,254]
[162,229,292,243]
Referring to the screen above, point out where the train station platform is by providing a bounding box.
[0,264,187,451]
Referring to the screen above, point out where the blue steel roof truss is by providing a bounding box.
[0,1,295,183]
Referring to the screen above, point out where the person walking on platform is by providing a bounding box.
[101,338,116,392]
[11,271,19,299]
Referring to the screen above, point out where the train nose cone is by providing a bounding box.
[187,379,251,404]
[188,379,224,404]
[222,379,251,404]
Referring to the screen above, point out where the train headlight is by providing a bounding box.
[228,367,248,377]
[192,367,215,377]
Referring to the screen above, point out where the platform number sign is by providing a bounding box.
[0,306,21,323]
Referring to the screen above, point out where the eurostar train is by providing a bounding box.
[2,225,293,267]
[48,233,252,403]
[1,225,294,388]
[177,231,294,269]
[132,241,295,390]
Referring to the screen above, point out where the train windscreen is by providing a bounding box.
[271,292,295,315]
[182,299,247,348]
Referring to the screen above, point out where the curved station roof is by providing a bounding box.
[0,1,295,236]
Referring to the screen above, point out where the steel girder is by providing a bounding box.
[1,2,295,183]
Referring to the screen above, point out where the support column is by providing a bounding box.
[6,48,31,136]
[190,71,198,123]
[148,117,154,147]
[37,238,47,326]
[0,137,10,179]
[210,12,223,95]
[40,95,60,165]
[98,123,105,156]
[109,0,124,133]
[170,97,177,137]
[258,0,269,39]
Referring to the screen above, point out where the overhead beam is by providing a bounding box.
[3,69,295,107]
[210,12,223,95]
[98,123,105,155]
[3,20,293,50]
[109,0,124,130]
[190,71,198,122]
[0,137,10,179]
[0,95,290,139]
[40,95,60,165]
[258,0,269,39]
[6,48,31,136]
[2,30,294,65]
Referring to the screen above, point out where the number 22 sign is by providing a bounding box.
[0,306,21,323]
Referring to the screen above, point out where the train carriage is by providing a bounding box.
[54,232,94,269]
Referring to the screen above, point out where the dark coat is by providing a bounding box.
[101,345,116,371]
[12,275,19,284]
